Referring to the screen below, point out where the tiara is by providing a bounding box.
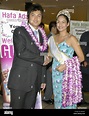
[56,9,71,21]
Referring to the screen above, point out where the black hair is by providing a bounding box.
[25,2,32,11]
[27,3,44,22]
[49,21,56,31]
[57,14,69,23]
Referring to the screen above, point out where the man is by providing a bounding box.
[79,31,89,105]
[7,3,47,109]
[42,21,57,104]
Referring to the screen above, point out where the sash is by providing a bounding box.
[48,36,70,64]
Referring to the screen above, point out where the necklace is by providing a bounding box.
[21,21,48,52]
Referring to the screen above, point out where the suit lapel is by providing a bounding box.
[38,30,43,44]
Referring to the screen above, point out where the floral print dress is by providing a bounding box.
[52,41,77,109]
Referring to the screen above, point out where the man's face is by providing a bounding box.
[29,10,42,29]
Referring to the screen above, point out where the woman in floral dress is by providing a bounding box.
[44,9,84,109]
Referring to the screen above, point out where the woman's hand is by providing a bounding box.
[56,64,66,72]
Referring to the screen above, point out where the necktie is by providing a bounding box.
[34,30,38,37]
[34,30,39,41]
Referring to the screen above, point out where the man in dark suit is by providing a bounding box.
[7,3,47,109]
[42,21,57,104]
[79,31,89,105]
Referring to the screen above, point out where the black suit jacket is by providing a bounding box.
[46,33,53,69]
[80,31,89,75]
[8,26,46,92]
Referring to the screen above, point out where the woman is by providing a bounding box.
[44,9,84,109]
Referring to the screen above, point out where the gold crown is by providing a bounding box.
[56,9,71,21]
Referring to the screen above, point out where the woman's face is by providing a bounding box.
[56,15,69,32]
[29,10,42,29]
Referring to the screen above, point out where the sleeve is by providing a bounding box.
[80,33,88,60]
[41,66,46,83]
[13,27,44,65]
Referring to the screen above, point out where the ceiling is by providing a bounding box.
[0,0,88,24]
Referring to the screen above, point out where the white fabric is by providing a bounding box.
[29,24,39,41]
[35,91,42,109]
[48,36,70,64]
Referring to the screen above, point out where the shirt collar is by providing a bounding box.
[29,24,38,32]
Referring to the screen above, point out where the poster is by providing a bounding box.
[0,9,27,109]
[70,20,89,41]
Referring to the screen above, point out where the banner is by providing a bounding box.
[70,20,89,41]
[0,9,27,109]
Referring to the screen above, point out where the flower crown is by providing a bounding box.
[56,9,71,21]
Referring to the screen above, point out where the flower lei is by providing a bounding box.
[21,21,48,52]
[62,56,83,107]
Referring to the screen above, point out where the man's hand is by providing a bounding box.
[40,83,46,91]
[43,55,52,66]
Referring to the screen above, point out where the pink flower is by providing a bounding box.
[62,56,83,107]
[21,21,48,52]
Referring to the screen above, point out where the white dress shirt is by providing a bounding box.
[29,24,40,42]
